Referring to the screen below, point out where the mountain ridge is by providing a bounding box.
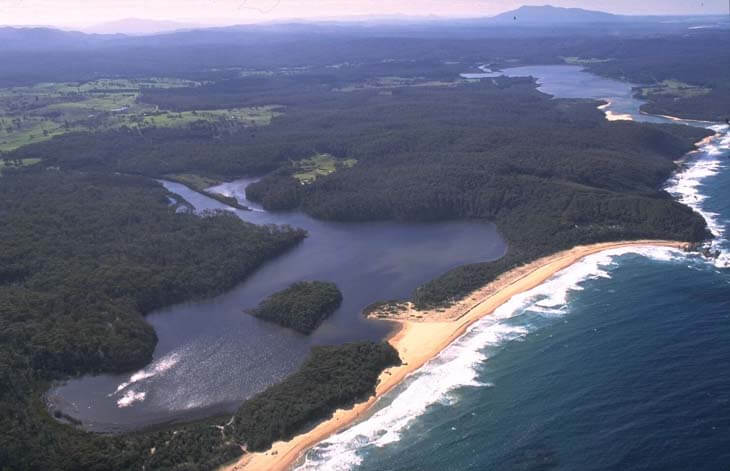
[81,18,205,35]
[490,5,622,24]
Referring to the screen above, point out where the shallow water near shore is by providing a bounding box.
[295,66,730,471]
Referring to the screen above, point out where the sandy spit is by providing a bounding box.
[223,239,688,471]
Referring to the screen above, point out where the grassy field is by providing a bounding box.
[0,78,282,152]
[293,154,357,184]
[638,79,712,99]
[125,106,281,129]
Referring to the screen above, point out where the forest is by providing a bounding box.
[248,281,343,334]
[231,342,400,451]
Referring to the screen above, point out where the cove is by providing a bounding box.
[48,178,506,432]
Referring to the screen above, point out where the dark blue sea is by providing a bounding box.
[296,67,730,470]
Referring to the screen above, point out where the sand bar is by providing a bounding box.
[224,239,688,471]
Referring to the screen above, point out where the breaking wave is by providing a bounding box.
[295,246,685,471]
[666,124,730,268]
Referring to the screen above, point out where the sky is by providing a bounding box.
[0,0,727,27]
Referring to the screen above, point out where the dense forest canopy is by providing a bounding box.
[248,281,344,334]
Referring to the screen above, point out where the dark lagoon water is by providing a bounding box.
[49,179,506,432]
[296,66,730,470]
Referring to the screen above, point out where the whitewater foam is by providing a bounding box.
[666,124,730,268]
[117,390,146,408]
[109,352,181,406]
[295,245,683,471]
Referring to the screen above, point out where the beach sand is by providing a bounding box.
[223,240,688,471]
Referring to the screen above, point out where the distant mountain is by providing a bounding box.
[0,8,725,54]
[0,27,121,49]
[490,5,622,24]
[82,18,204,35]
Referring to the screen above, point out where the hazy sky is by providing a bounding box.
[0,0,727,27]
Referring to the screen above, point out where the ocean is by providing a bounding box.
[295,67,730,470]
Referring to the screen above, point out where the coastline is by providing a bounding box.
[224,239,688,471]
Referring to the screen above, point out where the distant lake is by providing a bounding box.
[463,64,708,126]
[49,178,506,432]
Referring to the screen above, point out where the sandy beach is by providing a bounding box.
[223,239,688,471]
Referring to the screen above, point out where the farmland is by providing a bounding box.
[0,78,282,152]
[293,153,357,184]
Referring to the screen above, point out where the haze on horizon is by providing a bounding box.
[0,0,726,28]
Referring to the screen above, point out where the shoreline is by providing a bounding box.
[224,239,688,471]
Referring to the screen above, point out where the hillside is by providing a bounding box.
[82,18,202,35]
